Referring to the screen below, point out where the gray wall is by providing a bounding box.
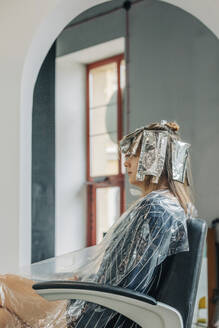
[32,44,55,262]
[57,0,219,223]
[56,0,126,56]
[128,1,219,221]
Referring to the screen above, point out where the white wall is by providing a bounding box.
[55,39,124,254]
[0,0,219,272]
[0,0,108,273]
[55,57,87,255]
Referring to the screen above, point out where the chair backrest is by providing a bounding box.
[151,218,207,328]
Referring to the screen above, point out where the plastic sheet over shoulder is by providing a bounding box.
[22,190,189,280]
[8,190,189,328]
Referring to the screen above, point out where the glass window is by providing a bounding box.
[86,55,125,246]
[90,132,118,177]
[89,62,117,108]
[96,187,120,244]
[90,104,117,136]
[120,59,126,89]
[89,62,119,177]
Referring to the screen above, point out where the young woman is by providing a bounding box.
[0,121,195,328]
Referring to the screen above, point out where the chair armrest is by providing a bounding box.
[33,281,183,328]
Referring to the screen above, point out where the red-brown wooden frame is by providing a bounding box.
[86,54,125,246]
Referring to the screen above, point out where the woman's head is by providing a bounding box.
[120,120,194,214]
[124,151,169,192]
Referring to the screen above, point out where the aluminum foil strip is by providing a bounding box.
[186,154,192,186]
[119,136,132,154]
[119,128,144,156]
[129,131,143,155]
[136,130,168,182]
[172,139,190,183]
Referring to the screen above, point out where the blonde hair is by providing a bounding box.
[136,121,194,214]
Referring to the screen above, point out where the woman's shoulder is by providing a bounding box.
[125,190,188,258]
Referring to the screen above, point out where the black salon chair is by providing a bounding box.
[33,218,207,328]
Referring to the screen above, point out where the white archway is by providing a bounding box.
[18,0,219,269]
[19,0,109,268]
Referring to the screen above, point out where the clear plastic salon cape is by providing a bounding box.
[1,190,189,327]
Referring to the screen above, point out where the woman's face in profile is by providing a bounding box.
[124,154,140,186]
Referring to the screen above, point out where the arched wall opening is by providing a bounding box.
[20,0,219,268]
[19,0,109,267]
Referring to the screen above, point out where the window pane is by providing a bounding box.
[120,59,126,89]
[90,132,118,177]
[96,187,120,244]
[121,152,126,175]
[89,62,118,108]
[90,104,117,136]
